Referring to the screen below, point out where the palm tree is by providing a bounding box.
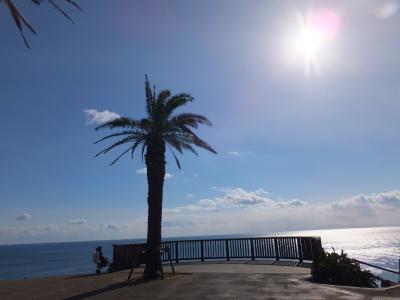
[0,0,80,48]
[95,76,217,279]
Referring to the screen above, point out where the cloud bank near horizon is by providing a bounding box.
[69,218,87,225]
[162,188,400,236]
[1,189,400,244]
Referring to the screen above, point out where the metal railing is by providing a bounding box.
[352,258,400,276]
[112,236,322,270]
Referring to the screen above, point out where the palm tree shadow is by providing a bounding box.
[62,278,148,300]
[65,274,98,279]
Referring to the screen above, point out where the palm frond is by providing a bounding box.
[165,135,183,154]
[154,90,171,121]
[110,147,132,165]
[63,0,81,11]
[145,75,155,118]
[30,0,81,9]
[192,136,217,154]
[167,145,181,169]
[157,90,171,103]
[94,130,144,144]
[3,0,81,48]
[47,0,75,23]
[165,93,193,117]
[4,0,36,48]
[170,113,212,128]
[131,139,144,159]
[180,143,198,156]
[110,137,145,165]
[31,0,81,11]
[167,130,216,155]
[95,136,137,157]
[95,117,141,131]
[165,131,202,156]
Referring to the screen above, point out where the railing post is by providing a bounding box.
[200,240,204,262]
[226,240,230,261]
[250,238,255,261]
[175,242,179,263]
[310,237,322,263]
[315,238,323,263]
[112,245,116,267]
[297,237,303,264]
[308,239,313,262]
[274,238,280,261]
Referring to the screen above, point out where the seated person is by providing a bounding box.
[92,246,110,274]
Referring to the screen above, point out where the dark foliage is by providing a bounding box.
[95,76,217,168]
[0,0,81,48]
[311,249,377,288]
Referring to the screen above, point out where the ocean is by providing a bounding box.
[0,226,399,282]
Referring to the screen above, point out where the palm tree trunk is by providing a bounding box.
[143,138,166,279]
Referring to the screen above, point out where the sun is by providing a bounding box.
[295,24,322,74]
[289,10,340,75]
[296,28,322,56]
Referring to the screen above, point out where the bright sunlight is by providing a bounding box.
[289,9,340,75]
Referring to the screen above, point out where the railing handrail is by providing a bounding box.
[113,236,321,246]
[351,258,400,275]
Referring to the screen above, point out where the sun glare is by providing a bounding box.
[288,9,340,75]
[296,27,322,57]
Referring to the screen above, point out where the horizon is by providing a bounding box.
[1,225,398,247]
[1,0,400,245]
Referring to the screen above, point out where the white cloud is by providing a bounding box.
[136,168,173,180]
[165,188,303,213]
[161,188,400,236]
[186,194,195,198]
[17,213,32,221]
[100,223,129,232]
[69,218,87,225]
[163,220,196,228]
[164,173,173,180]
[136,168,147,175]
[84,109,120,125]
[330,191,400,210]
[227,151,241,156]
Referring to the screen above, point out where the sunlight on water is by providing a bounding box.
[274,226,400,281]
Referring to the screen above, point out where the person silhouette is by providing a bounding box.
[92,246,110,274]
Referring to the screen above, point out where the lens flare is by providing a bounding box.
[290,9,340,75]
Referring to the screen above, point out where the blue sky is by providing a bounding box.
[1,0,400,244]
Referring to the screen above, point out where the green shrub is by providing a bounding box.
[311,249,377,288]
